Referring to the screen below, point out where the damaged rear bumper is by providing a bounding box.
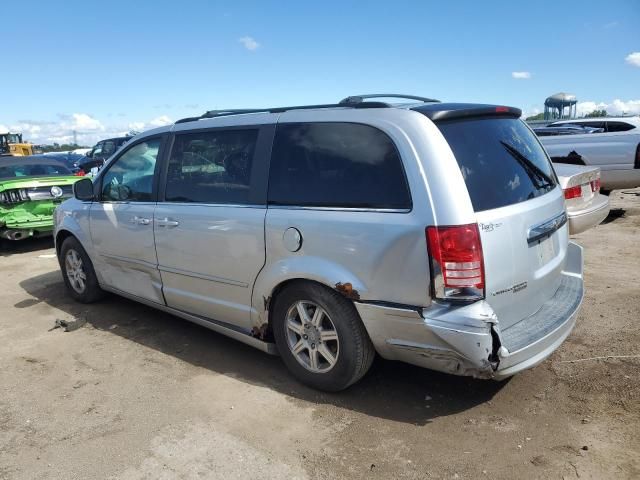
[355,242,584,379]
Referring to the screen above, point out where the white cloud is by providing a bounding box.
[522,107,541,119]
[574,99,640,117]
[10,113,174,146]
[239,36,260,51]
[70,113,104,131]
[127,121,146,132]
[512,71,531,79]
[603,21,619,29]
[625,52,640,67]
[149,115,172,127]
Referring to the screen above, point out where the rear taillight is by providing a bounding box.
[564,185,582,200]
[590,177,601,193]
[75,170,85,176]
[426,224,485,302]
[635,143,640,169]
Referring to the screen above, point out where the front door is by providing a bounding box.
[90,136,165,303]
[153,125,272,331]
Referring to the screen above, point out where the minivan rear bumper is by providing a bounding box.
[493,241,583,378]
[355,242,584,379]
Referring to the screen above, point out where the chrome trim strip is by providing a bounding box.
[158,265,248,288]
[100,253,157,269]
[527,211,567,245]
[160,202,265,209]
[99,284,278,355]
[267,205,412,213]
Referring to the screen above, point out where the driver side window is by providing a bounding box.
[101,138,161,202]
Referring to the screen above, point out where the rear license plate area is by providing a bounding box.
[537,236,555,265]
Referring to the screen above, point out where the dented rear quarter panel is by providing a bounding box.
[250,108,478,330]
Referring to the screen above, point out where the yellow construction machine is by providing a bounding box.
[0,132,37,156]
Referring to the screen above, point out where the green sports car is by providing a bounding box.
[0,156,82,241]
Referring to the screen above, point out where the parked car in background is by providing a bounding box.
[41,152,87,174]
[0,157,81,241]
[533,125,604,136]
[79,136,132,173]
[55,95,584,391]
[537,116,640,191]
[554,164,609,234]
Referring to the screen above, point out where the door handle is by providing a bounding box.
[131,216,151,225]
[156,217,180,228]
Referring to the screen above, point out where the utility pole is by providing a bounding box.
[73,130,78,146]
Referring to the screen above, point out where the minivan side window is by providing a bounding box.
[268,122,411,209]
[165,129,258,204]
[100,138,161,202]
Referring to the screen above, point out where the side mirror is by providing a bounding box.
[73,178,95,201]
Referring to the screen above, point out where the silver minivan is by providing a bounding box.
[54,95,584,391]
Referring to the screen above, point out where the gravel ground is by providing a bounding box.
[1,190,639,480]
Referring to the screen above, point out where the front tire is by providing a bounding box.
[59,236,104,303]
[272,282,375,391]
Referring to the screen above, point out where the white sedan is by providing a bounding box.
[554,163,610,234]
[538,117,640,191]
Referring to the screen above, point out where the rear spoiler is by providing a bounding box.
[411,103,522,122]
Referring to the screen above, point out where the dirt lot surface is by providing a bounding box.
[1,191,639,480]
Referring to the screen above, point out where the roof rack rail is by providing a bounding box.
[175,101,391,124]
[339,94,440,105]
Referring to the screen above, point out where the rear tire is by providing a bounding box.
[59,236,104,303]
[272,282,375,391]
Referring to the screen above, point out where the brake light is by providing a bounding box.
[426,224,485,302]
[564,185,582,200]
[75,169,85,176]
[590,177,601,193]
[495,106,509,112]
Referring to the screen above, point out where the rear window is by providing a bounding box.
[436,118,557,212]
[606,121,636,132]
[268,122,411,209]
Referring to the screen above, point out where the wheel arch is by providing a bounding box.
[55,229,76,256]
[251,258,367,339]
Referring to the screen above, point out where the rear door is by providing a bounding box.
[89,136,165,303]
[435,117,567,330]
[153,125,273,331]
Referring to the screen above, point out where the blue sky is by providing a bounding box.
[2,0,639,145]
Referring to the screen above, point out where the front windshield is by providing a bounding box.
[0,163,71,179]
[7,134,22,144]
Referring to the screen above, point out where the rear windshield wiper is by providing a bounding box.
[500,141,554,190]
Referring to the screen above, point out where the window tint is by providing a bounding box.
[436,118,557,212]
[268,123,411,209]
[92,143,104,157]
[101,138,161,202]
[102,140,116,156]
[581,121,606,130]
[606,121,636,132]
[165,129,258,204]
